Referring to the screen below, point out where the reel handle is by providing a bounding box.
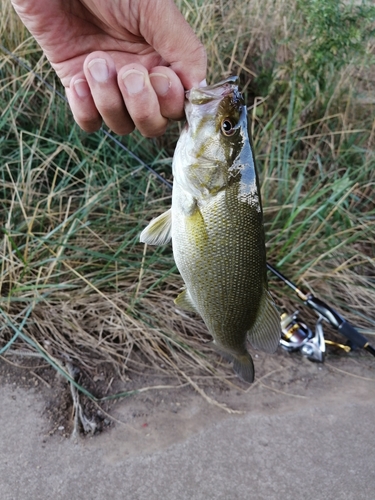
[306,296,374,353]
[339,321,375,355]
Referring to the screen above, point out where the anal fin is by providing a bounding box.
[174,289,199,314]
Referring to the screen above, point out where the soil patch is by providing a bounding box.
[1,345,374,443]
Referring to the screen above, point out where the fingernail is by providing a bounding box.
[73,78,90,98]
[150,73,171,96]
[199,79,207,87]
[88,58,109,83]
[122,69,145,95]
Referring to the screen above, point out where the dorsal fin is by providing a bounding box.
[247,291,281,353]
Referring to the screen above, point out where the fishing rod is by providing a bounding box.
[267,262,375,359]
[3,45,374,362]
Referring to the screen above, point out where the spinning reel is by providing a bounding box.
[268,264,375,362]
[280,310,326,362]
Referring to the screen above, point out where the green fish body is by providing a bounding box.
[140,77,281,382]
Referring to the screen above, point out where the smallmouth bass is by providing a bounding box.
[140,77,281,382]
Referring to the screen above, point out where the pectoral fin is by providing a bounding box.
[174,289,199,314]
[140,209,172,246]
[247,291,281,353]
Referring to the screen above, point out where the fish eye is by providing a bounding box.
[221,119,236,136]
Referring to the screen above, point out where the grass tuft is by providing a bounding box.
[1,0,375,405]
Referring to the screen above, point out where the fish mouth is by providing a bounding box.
[186,76,240,104]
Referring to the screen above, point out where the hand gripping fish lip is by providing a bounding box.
[186,76,240,104]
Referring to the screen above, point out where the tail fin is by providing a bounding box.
[232,353,255,383]
[210,342,255,383]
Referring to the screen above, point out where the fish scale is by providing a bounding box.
[140,77,281,382]
[173,183,264,347]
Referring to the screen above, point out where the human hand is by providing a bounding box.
[11,0,207,137]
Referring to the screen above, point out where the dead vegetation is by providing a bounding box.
[1,0,375,428]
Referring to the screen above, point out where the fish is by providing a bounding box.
[140,76,281,383]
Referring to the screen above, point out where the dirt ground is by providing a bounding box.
[0,345,369,435]
[1,346,375,499]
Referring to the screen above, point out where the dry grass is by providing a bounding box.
[1,0,375,413]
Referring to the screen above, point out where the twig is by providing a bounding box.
[327,363,375,381]
[259,382,308,399]
[244,367,288,393]
[177,369,243,414]
[30,370,51,388]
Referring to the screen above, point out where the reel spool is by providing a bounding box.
[280,311,325,362]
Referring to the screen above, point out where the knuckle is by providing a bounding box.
[141,124,167,138]
[74,112,102,133]
[134,112,167,137]
[111,122,135,136]
[134,110,154,125]
[79,121,102,133]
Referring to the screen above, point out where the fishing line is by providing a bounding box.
[2,44,374,358]
[0,44,172,189]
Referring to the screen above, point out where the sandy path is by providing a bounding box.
[1,351,375,500]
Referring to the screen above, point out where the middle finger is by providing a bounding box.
[118,63,168,138]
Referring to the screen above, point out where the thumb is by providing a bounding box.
[141,0,207,90]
